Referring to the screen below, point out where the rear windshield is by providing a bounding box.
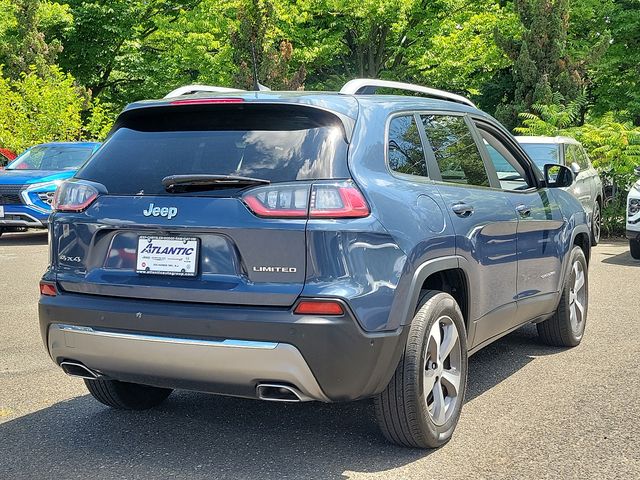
[8,145,95,171]
[76,105,350,195]
[519,143,560,169]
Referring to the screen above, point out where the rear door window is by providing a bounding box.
[420,114,490,187]
[76,105,350,195]
[387,115,428,177]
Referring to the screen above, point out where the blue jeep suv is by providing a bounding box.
[0,142,100,235]
[39,80,591,448]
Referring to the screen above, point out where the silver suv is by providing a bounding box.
[516,136,603,245]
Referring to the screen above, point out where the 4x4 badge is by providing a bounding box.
[143,203,178,220]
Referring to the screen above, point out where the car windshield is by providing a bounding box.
[7,145,95,171]
[519,143,560,169]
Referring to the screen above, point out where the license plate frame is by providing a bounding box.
[136,235,199,277]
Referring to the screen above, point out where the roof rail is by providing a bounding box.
[340,79,476,108]
[164,85,245,98]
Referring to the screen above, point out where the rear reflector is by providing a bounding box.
[294,300,344,316]
[170,98,245,105]
[40,282,56,296]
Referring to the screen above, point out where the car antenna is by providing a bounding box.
[250,43,271,91]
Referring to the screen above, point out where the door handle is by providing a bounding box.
[452,202,474,217]
[516,204,531,217]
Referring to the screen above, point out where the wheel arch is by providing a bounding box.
[399,256,474,342]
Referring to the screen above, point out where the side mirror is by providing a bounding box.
[544,163,574,188]
[570,162,581,176]
[634,165,640,177]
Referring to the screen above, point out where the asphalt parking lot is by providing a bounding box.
[1,231,639,479]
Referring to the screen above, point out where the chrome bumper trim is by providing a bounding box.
[48,323,328,402]
[55,324,279,349]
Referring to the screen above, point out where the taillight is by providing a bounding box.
[242,181,369,219]
[242,184,310,218]
[309,184,369,218]
[52,181,99,212]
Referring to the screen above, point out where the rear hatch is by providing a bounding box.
[51,101,354,306]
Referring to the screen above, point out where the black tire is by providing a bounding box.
[84,378,172,410]
[537,246,588,347]
[591,201,601,246]
[375,291,468,449]
[630,239,640,260]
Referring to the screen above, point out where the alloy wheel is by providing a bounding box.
[568,260,587,334]
[423,315,462,426]
[593,204,601,244]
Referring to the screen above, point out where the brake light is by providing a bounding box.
[170,98,245,105]
[294,300,344,316]
[242,182,369,219]
[52,181,99,212]
[39,281,56,296]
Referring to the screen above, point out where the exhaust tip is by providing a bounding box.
[60,361,99,380]
[256,383,308,402]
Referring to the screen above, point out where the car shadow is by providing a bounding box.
[0,230,48,246]
[0,325,563,479]
[599,247,639,266]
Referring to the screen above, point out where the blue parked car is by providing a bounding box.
[39,80,591,449]
[0,142,101,235]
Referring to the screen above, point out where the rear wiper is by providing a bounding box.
[162,174,270,193]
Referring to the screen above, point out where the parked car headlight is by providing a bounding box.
[20,180,63,211]
[629,199,640,217]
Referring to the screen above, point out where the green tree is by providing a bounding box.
[0,65,84,153]
[0,0,71,79]
[231,0,305,90]
[590,0,640,124]
[495,0,608,128]
[514,93,586,136]
[57,1,204,102]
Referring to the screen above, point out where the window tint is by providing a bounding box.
[387,115,428,177]
[479,131,530,190]
[519,143,559,170]
[421,115,489,187]
[77,106,349,195]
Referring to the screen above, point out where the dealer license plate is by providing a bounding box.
[136,236,198,276]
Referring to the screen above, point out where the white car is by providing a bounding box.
[627,167,640,259]
[517,136,604,245]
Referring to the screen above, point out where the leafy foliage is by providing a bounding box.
[515,93,587,136]
[0,65,84,153]
[0,0,638,239]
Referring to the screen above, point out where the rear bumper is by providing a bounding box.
[39,292,407,402]
[48,324,329,401]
